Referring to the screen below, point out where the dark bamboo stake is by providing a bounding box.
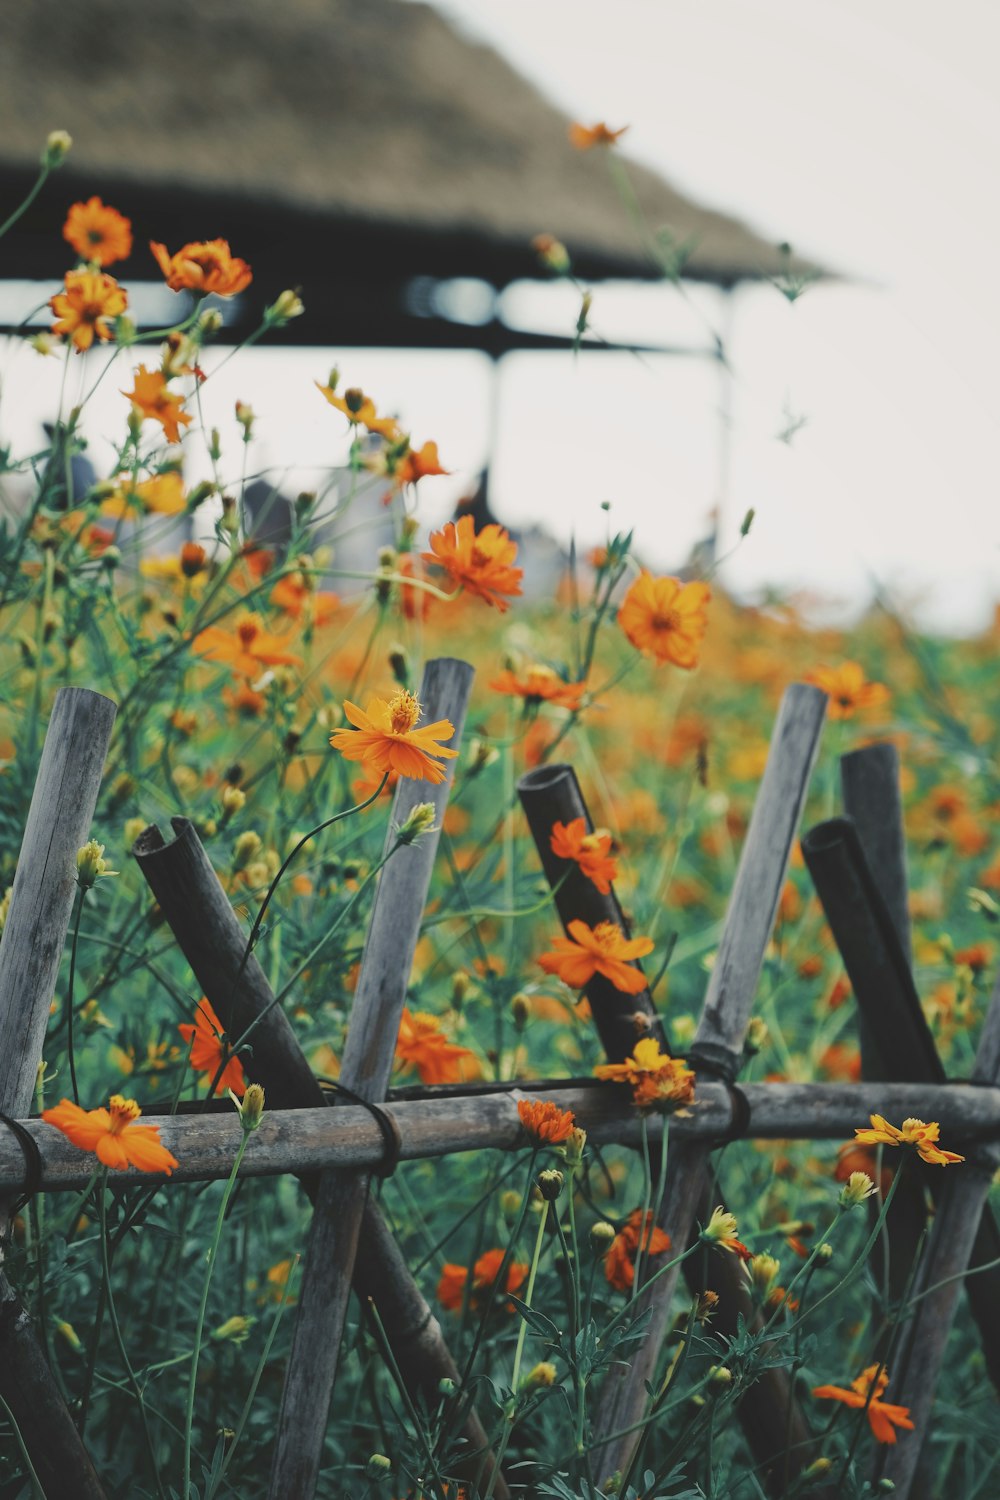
[519,747,821,1493]
[134,666,504,1500]
[876,977,1000,1498]
[263,658,481,1500]
[801,812,1000,1391]
[835,746,929,1310]
[518,763,667,1058]
[592,683,827,1484]
[0,686,115,1500]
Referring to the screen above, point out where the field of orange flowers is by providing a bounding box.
[0,136,999,1500]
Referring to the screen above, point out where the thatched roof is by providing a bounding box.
[0,0,819,349]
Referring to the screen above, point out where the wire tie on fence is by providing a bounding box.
[683,1045,751,1144]
[317,1079,402,1177]
[0,1111,42,1215]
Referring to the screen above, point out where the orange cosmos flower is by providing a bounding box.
[549,818,619,894]
[121,365,192,443]
[330,688,458,785]
[193,612,303,680]
[701,1205,752,1260]
[50,269,127,352]
[853,1114,964,1166]
[178,997,247,1097]
[42,1095,179,1175]
[315,382,402,441]
[437,1247,529,1313]
[270,572,339,626]
[804,662,889,720]
[101,471,188,519]
[618,573,710,669]
[395,1007,478,1084]
[569,121,629,150]
[517,1097,576,1145]
[538,919,653,995]
[594,1037,695,1111]
[490,665,587,711]
[63,197,133,267]
[395,440,448,487]
[812,1365,914,1445]
[423,513,523,612]
[150,238,252,297]
[604,1209,671,1292]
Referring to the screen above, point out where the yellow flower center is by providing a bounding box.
[591,921,620,953]
[389,689,421,734]
[108,1095,142,1133]
[580,829,608,853]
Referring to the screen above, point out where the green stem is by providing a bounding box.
[98,1175,167,1500]
[484,1198,551,1500]
[0,164,50,241]
[182,1128,252,1499]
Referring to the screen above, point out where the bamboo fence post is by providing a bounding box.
[0,686,116,1500]
[592,683,827,1484]
[801,813,1000,1388]
[519,743,821,1493]
[876,978,1000,1498]
[819,746,929,1308]
[269,658,479,1500]
[134,666,503,1500]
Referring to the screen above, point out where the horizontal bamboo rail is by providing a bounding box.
[12,1080,1000,1192]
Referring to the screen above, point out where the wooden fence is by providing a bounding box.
[0,670,998,1500]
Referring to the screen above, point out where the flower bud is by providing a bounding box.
[438,1376,456,1398]
[233,1082,265,1132]
[745,1016,769,1055]
[839,1171,876,1209]
[749,1253,780,1296]
[76,839,117,889]
[266,289,305,326]
[181,542,207,578]
[235,400,255,438]
[740,507,756,538]
[233,830,262,870]
[185,308,218,339]
[696,1289,719,1323]
[43,130,73,167]
[365,1454,392,1480]
[590,1221,616,1253]
[30,332,60,356]
[524,1361,557,1388]
[124,817,146,849]
[708,1364,733,1390]
[450,970,470,1011]
[220,786,246,820]
[55,1319,82,1352]
[511,992,530,1031]
[388,644,409,687]
[817,1242,834,1262]
[560,1127,588,1171]
[537,1169,564,1202]
[500,1190,522,1219]
[211,1315,255,1344]
[803,1458,833,1479]
[531,233,570,274]
[395,802,436,846]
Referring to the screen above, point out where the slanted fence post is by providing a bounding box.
[876,975,1000,1497]
[134,810,502,1490]
[267,658,485,1500]
[590,682,827,1485]
[0,686,116,1500]
[520,734,822,1495]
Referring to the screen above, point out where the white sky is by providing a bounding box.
[2,0,998,630]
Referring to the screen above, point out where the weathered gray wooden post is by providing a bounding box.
[0,687,116,1500]
[267,658,484,1500]
[591,682,827,1484]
